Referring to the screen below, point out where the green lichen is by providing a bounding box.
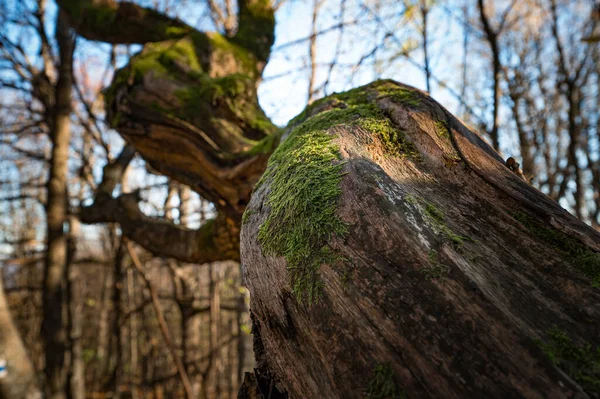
[512,212,600,287]
[365,363,404,399]
[538,327,600,395]
[422,250,450,280]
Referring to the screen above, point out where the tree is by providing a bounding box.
[34,0,600,397]
[242,80,600,397]
[42,10,79,399]
[0,273,42,398]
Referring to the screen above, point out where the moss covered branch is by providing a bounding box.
[56,0,193,44]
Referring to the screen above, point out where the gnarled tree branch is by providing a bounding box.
[55,0,192,44]
[81,193,240,263]
[60,0,279,219]
[80,146,240,263]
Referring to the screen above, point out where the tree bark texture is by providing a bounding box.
[241,80,600,398]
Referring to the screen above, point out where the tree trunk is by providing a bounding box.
[42,10,75,399]
[0,276,42,399]
[240,80,600,398]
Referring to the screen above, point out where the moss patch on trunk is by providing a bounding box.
[512,212,600,287]
[538,327,600,395]
[257,81,424,305]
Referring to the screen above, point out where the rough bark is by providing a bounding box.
[0,276,42,399]
[241,80,600,398]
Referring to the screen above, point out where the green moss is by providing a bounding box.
[365,364,404,399]
[376,81,420,107]
[512,212,600,287]
[242,209,254,224]
[173,73,267,129]
[422,200,471,248]
[165,26,191,37]
[425,202,444,223]
[341,266,352,288]
[538,327,600,394]
[357,109,420,159]
[104,38,197,107]
[443,154,462,168]
[104,30,260,108]
[175,74,237,106]
[158,39,201,71]
[404,194,471,248]
[61,1,115,23]
[232,0,276,62]
[257,110,348,305]
[205,32,258,76]
[294,86,420,160]
[110,111,122,128]
[434,120,450,140]
[422,250,450,280]
[287,97,347,129]
[337,83,419,158]
[90,4,117,25]
[244,131,282,156]
[257,82,425,305]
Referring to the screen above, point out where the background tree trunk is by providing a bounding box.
[0,276,42,398]
[42,10,76,399]
[241,80,600,399]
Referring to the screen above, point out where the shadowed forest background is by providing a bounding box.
[0,0,599,398]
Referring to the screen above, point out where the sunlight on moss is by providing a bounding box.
[258,81,424,305]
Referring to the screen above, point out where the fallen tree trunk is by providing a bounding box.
[241,80,600,398]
